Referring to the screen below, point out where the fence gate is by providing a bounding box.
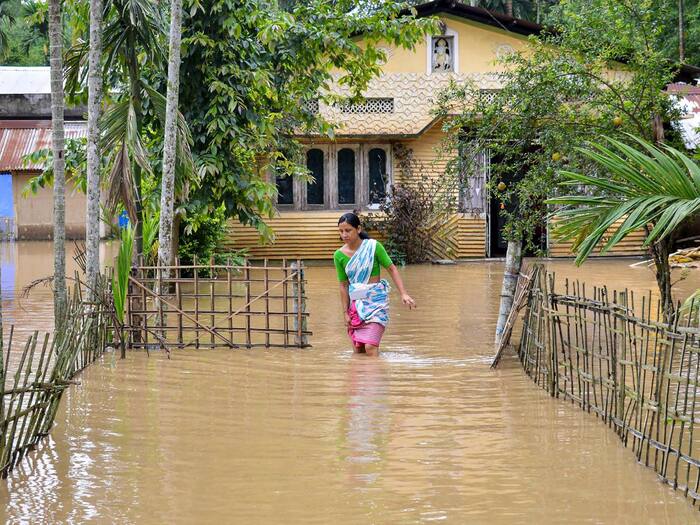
[126,258,310,349]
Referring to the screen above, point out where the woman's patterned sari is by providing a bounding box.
[345,239,391,347]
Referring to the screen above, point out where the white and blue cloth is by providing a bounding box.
[345,239,391,326]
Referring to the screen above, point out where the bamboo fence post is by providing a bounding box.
[658,301,683,479]
[291,259,307,347]
[194,255,200,349]
[264,259,270,348]
[683,304,700,497]
[210,264,216,347]
[282,258,289,347]
[140,264,148,348]
[176,258,183,345]
[157,266,165,347]
[228,258,234,346]
[245,259,251,348]
[1,335,34,471]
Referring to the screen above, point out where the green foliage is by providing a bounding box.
[0,0,48,65]
[178,204,247,275]
[179,0,436,240]
[141,207,160,264]
[548,135,700,263]
[62,0,197,256]
[22,138,88,195]
[112,224,134,325]
[435,0,680,253]
[177,205,228,265]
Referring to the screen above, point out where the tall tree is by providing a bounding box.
[157,0,183,270]
[85,0,103,299]
[179,0,435,242]
[0,0,16,58]
[437,0,678,347]
[679,0,685,62]
[48,0,66,323]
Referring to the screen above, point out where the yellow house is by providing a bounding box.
[224,0,678,260]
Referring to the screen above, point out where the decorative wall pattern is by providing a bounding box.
[318,73,503,136]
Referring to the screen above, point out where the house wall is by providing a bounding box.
[12,171,86,239]
[225,125,487,260]
[226,123,646,260]
[223,13,646,260]
[366,16,529,75]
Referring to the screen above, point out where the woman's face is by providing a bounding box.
[339,222,360,244]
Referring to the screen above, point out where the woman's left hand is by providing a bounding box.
[401,293,416,309]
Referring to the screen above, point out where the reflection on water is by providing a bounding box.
[344,356,389,488]
[1,244,700,524]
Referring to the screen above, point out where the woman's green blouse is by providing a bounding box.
[333,241,393,282]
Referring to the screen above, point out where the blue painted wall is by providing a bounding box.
[0,173,13,218]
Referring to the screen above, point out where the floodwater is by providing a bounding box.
[2,242,700,524]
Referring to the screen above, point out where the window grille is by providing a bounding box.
[479,89,499,104]
[336,98,394,114]
[303,99,319,114]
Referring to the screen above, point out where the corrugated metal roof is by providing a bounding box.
[667,83,700,149]
[668,83,700,112]
[0,120,87,171]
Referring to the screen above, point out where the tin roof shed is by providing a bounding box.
[0,120,87,172]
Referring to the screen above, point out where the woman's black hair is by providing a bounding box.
[338,212,370,240]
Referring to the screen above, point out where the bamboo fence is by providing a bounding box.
[126,257,311,349]
[0,279,109,478]
[518,268,700,505]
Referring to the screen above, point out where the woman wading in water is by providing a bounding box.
[334,213,416,356]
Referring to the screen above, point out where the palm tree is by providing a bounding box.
[548,136,700,321]
[0,0,16,58]
[157,0,184,272]
[65,0,164,256]
[48,0,66,323]
[679,0,685,62]
[85,0,104,300]
[64,0,194,258]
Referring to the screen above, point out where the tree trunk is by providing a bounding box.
[679,0,686,63]
[650,237,675,324]
[85,0,104,301]
[49,0,66,325]
[158,0,183,276]
[495,240,523,347]
[127,56,144,258]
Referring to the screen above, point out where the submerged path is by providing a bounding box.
[1,245,699,523]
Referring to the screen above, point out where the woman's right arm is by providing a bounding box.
[339,281,350,326]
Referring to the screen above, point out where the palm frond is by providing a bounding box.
[548,135,700,265]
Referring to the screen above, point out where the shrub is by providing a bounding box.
[364,145,455,264]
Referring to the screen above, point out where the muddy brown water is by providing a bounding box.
[1,242,700,524]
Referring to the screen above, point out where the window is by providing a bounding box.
[306,149,325,205]
[279,145,391,210]
[368,148,387,204]
[276,174,294,205]
[338,148,356,205]
[336,98,394,114]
